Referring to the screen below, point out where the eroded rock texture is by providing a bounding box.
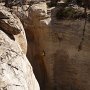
[1,1,90,90]
[17,2,90,90]
[0,5,27,54]
[0,30,40,90]
[0,4,40,90]
[16,2,50,90]
[50,19,90,90]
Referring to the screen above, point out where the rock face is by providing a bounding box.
[17,2,50,90]
[0,30,40,90]
[2,1,90,90]
[50,19,90,90]
[0,4,40,90]
[0,5,27,54]
[0,7,21,35]
[17,2,90,90]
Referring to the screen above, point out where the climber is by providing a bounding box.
[42,50,46,56]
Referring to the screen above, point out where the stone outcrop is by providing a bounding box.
[16,1,90,90]
[0,30,40,90]
[0,7,21,35]
[0,4,40,90]
[1,1,90,90]
[15,2,51,90]
[0,5,27,54]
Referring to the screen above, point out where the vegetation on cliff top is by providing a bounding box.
[46,0,90,20]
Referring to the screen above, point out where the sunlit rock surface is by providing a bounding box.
[0,4,40,90]
[0,29,40,90]
[0,5,27,54]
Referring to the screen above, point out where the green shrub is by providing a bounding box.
[56,7,85,20]
[56,7,75,19]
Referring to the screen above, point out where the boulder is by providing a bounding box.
[0,4,40,90]
[0,6,27,54]
[0,29,40,90]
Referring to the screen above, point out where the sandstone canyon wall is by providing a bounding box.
[1,1,90,90]
[0,3,40,90]
[17,2,90,90]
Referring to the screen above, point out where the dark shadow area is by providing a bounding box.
[0,27,15,41]
[24,26,49,90]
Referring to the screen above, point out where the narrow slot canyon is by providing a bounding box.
[1,0,90,90]
[26,29,49,90]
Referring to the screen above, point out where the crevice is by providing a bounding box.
[8,63,19,70]
[12,84,21,86]
[78,7,87,51]
[0,27,15,41]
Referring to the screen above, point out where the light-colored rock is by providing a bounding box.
[0,29,40,90]
[14,30,27,54]
[0,6,23,35]
[0,4,40,90]
[0,6,27,54]
[18,2,90,90]
[29,2,47,19]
